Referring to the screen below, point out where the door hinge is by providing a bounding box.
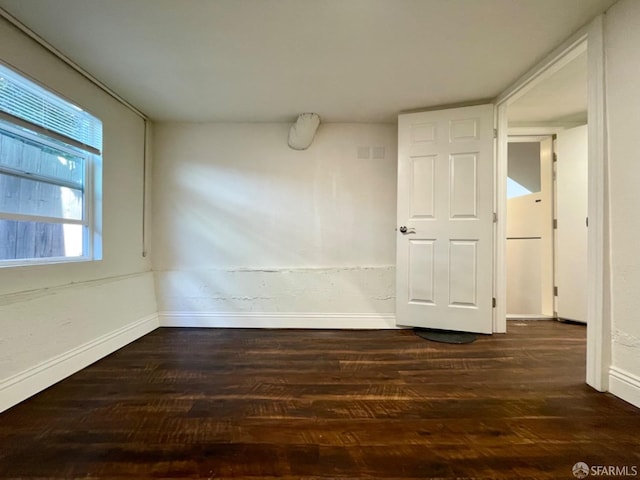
[493,128,498,139]
[493,212,497,223]
[586,217,589,227]
[492,297,497,308]
[553,152,558,162]
[554,286,558,296]
[553,219,558,229]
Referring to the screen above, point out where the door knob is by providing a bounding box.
[399,226,416,234]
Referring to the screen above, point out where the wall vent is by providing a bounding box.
[372,146,386,159]
[357,146,371,159]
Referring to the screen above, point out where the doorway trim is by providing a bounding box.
[494,16,609,391]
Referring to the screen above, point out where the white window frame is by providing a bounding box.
[0,63,102,267]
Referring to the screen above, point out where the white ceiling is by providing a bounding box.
[0,0,616,123]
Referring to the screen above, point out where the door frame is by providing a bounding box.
[494,16,609,391]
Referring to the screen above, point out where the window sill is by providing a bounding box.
[0,256,100,269]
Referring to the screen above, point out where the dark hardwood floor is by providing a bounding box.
[1,321,638,479]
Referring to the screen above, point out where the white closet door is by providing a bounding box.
[556,124,588,323]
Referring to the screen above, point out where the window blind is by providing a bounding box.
[0,63,102,152]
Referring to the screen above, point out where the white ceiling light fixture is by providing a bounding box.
[288,113,320,150]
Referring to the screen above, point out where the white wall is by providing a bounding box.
[604,0,640,407]
[0,18,158,412]
[153,122,397,328]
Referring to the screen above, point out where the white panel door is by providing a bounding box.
[396,105,494,334]
[556,124,588,323]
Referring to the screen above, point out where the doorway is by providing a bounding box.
[494,16,609,391]
[503,48,588,323]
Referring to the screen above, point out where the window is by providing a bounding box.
[0,63,102,265]
[507,141,541,199]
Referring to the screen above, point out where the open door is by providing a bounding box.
[396,105,495,334]
[555,124,588,323]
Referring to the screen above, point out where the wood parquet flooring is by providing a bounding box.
[0,321,638,479]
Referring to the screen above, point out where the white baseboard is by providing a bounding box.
[159,311,399,329]
[609,366,640,409]
[0,313,159,413]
